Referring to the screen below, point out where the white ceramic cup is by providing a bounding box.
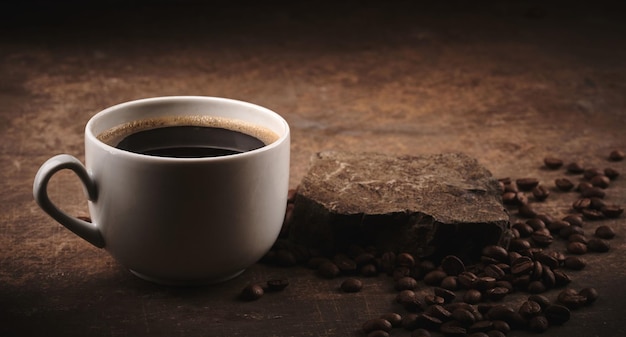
[33,96,290,285]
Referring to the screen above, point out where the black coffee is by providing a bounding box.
[115,125,266,158]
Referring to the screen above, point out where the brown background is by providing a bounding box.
[1,1,625,336]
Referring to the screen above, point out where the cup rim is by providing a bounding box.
[85,96,290,162]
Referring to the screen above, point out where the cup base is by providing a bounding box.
[129,268,245,286]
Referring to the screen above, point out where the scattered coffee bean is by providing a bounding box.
[563,214,585,227]
[482,245,509,262]
[397,290,423,312]
[604,167,620,180]
[266,278,289,292]
[441,255,466,276]
[528,294,551,309]
[566,162,585,173]
[486,330,506,337]
[424,270,447,286]
[511,256,534,275]
[458,271,479,289]
[451,308,476,325]
[579,287,599,305]
[463,289,483,304]
[396,276,418,291]
[572,198,591,211]
[589,197,606,210]
[590,175,610,188]
[240,284,264,301]
[577,181,593,192]
[581,186,606,198]
[527,280,547,294]
[333,254,357,273]
[380,312,403,327]
[531,232,554,247]
[608,149,625,161]
[484,264,506,280]
[415,313,443,330]
[559,225,584,239]
[601,205,624,218]
[424,294,445,306]
[485,287,509,301]
[528,315,549,333]
[396,252,416,268]
[362,318,393,333]
[587,238,610,252]
[553,270,572,287]
[544,304,570,325]
[566,241,588,254]
[547,220,570,233]
[426,304,452,320]
[516,178,540,191]
[434,287,457,303]
[519,300,542,319]
[318,261,341,278]
[512,222,534,237]
[544,157,564,169]
[361,264,379,276]
[380,251,396,274]
[341,278,363,293]
[595,225,616,239]
[583,167,604,180]
[440,276,458,290]
[532,185,550,201]
[518,204,538,218]
[558,289,588,309]
[582,209,604,222]
[563,256,586,270]
[568,233,588,244]
[555,178,575,191]
[392,267,411,280]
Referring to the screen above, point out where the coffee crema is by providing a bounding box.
[96,116,280,158]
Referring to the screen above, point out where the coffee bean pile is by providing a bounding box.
[243,150,623,337]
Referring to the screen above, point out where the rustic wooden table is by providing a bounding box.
[1,1,625,336]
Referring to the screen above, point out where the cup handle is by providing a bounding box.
[33,154,105,248]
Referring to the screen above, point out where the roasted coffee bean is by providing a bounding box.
[553,270,572,287]
[318,261,341,278]
[341,278,363,293]
[399,291,424,312]
[366,330,389,337]
[604,167,620,179]
[595,225,616,239]
[577,181,593,192]
[568,233,588,244]
[609,149,625,161]
[491,320,511,333]
[532,185,550,201]
[392,267,412,280]
[396,276,418,291]
[486,305,515,321]
[581,186,606,198]
[482,245,509,262]
[587,238,610,252]
[518,300,542,319]
[591,175,610,188]
[401,313,420,330]
[528,294,551,309]
[434,287,457,303]
[415,313,443,330]
[547,220,570,233]
[582,208,605,220]
[441,276,458,290]
[583,167,604,180]
[601,205,624,218]
[512,222,534,237]
[526,218,546,231]
[380,251,396,274]
[527,280,547,294]
[240,284,264,301]
[484,264,506,280]
[509,238,531,252]
[333,254,357,273]
[531,232,554,247]
[542,266,556,288]
[572,198,591,211]
[474,277,497,291]
[544,157,563,169]
[566,241,588,254]
[380,312,403,328]
[397,289,417,303]
[424,294,446,306]
[516,178,539,191]
[563,214,584,227]
[463,289,483,304]
[511,256,534,275]
[501,192,518,205]
[266,278,289,292]
[452,308,476,326]
[566,162,585,173]
[495,280,513,293]
[528,315,549,333]
[274,249,297,267]
[534,252,559,269]
[361,264,379,276]
[355,252,376,266]
[427,304,452,320]
[424,270,448,286]
[486,330,506,337]
[395,252,416,267]
[458,271,479,289]
[442,255,466,276]
[411,328,432,337]
[485,287,509,301]
[558,290,588,309]
[518,204,538,218]
[469,321,493,333]
[440,325,467,337]
[579,287,599,305]
[555,178,574,191]
[559,225,584,239]
[362,318,393,333]
[589,197,606,210]
[544,304,570,325]
[564,256,586,270]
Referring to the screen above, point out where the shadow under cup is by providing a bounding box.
[83,97,290,285]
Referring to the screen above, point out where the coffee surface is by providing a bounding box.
[96,115,280,158]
